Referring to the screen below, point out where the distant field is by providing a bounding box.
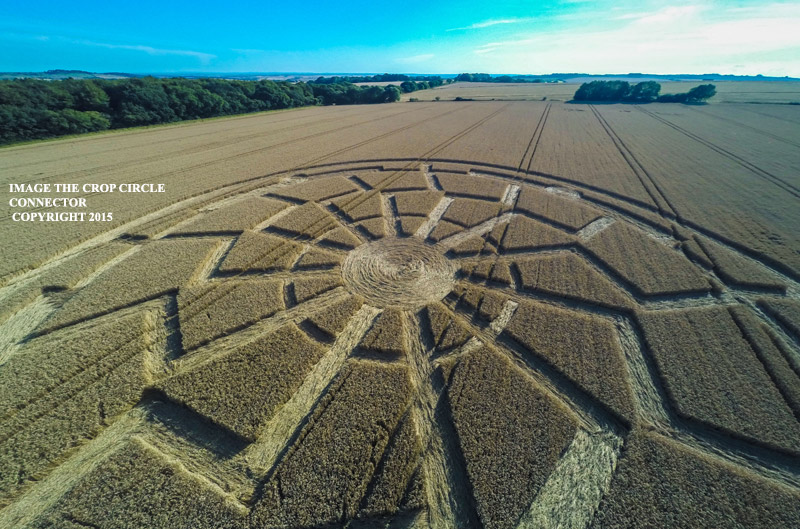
[401,80,800,103]
[1,89,799,528]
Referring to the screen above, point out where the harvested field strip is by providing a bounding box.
[244,304,378,475]
[37,239,222,335]
[250,360,412,528]
[28,437,248,528]
[520,102,551,172]
[588,105,675,217]
[445,289,622,433]
[404,310,480,528]
[446,346,578,529]
[636,105,800,198]
[158,323,326,441]
[0,408,147,528]
[517,429,622,529]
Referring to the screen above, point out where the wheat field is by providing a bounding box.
[1,90,799,528]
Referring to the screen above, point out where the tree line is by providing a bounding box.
[0,77,403,145]
[312,74,449,85]
[573,80,716,103]
[454,73,548,83]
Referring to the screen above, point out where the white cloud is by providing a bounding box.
[616,5,704,24]
[77,39,215,62]
[466,3,800,75]
[395,53,434,64]
[447,17,535,31]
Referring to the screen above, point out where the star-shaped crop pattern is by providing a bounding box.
[2,159,798,529]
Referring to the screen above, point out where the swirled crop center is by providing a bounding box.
[341,238,456,308]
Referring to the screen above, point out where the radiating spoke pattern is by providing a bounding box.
[1,159,799,529]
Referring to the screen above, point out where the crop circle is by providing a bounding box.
[341,237,456,308]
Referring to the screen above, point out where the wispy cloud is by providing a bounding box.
[2,30,216,63]
[614,5,704,23]
[466,3,800,75]
[395,53,434,64]
[77,39,215,61]
[447,17,535,31]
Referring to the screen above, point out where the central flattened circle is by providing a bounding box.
[341,238,456,308]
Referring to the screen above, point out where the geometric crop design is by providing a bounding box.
[1,159,799,528]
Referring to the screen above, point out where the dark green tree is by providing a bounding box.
[627,81,661,102]
[686,84,716,102]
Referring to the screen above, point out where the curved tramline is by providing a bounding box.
[1,158,799,528]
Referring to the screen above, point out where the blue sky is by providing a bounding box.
[2,0,798,75]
